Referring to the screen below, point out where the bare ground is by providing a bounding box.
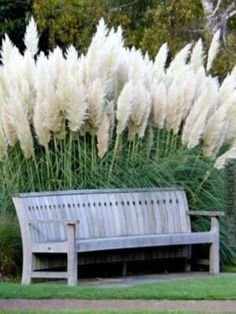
[0,299,236,312]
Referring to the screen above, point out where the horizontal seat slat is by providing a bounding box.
[78,231,215,252]
[31,232,215,253]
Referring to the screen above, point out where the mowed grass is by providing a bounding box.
[1,311,235,314]
[1,274,236,300]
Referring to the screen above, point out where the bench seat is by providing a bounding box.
[31,231,216,253]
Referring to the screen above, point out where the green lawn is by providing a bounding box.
[1,274,236,300]
[0,311,235,314]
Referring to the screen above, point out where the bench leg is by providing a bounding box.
[184,246,191,272]
[122,262,128,276]
[209,240,219,274]
[209,218,220,275]
[67,223,78,286]
[22,251,33,285]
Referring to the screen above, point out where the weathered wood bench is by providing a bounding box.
[12,187,224,286]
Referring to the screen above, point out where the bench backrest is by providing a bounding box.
[13,188,191,244]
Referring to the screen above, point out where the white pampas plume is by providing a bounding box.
[48,47,65,84]
[203,103,230,157]
[33,99,51,149]
[130,81,150,129]
[137,89,151,138]
[187,105,210,149]
[1,103,17,147]
[85,18,108,82]
[97,101,114,158]
[193,66,206,98]
[65,45,79,76]
[87,78,106,129]
[218,74,236,107]
[165,79,180,131]
[182,78,217,146]
[190,39,205,72]
[89,18,108,51]
[24,17,39,57]
[206,30,221,72]
[0,122,7,160]
[177,70,196,123]
[0,34,14,65]
[127,81,151,138]
[214,144,236,169]
[34,53,62,147]
[116,80,134,135]
[7,90,34,158]
[66,83,88,132]
[151,80,167,129]
[127,48,146,82]
[224,92,236,143]
[167,43,192,75]
[153,43,168,83]
[154,43,168,73]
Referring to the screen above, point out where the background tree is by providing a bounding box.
[0,0,32,52]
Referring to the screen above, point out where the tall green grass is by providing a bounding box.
[0,130,233,267]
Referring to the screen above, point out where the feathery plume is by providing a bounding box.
[130,81,151,137]
[154,43,168,73]
[203,103,230,157]
[1,103,17,147]
[166,79,181,131]
[151,80,167,129]
[187,105,210,149]
[66,83,88,132]
[88,78,106,129]
[0,34,14,65]
[167,44,192,76]
[190,39,205,72]
[127,48,146,82]
[33,99,51,149]
[116,81,134,135]
[48,47,65,84]
[182,78,216,146]
[24,17,39,57]
[8,89,34,158]
[34,54,62,147]
[218,74,236,107]
[0,122,7,160]
[224,92,236,144]
[97,101,114,158]
[206,30,221,72]
[214,144,236,169]
[137,90,151,138]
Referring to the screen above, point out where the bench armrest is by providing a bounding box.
[187,210,224,233]
[28,220,79,225]
[187,211,224,217]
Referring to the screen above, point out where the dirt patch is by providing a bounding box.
[0,300,236,312]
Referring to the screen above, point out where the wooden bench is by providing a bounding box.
[12,187,224,286]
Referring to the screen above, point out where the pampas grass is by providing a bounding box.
[0,18,236,265]
[0,18,235,168]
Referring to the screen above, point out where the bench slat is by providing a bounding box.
[76,232,215,253]
[31,232,215,253]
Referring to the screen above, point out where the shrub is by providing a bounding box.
[0,213,22,279]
